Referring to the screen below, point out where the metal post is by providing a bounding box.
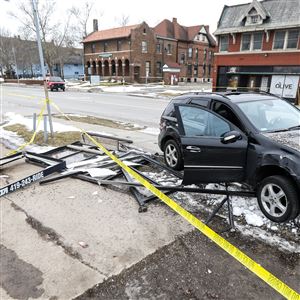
[33,113,36,132]
[44,115,48,143]
[31,0,54,137]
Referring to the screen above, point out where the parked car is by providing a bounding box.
[158,92,300,222]
[46,76,65,91]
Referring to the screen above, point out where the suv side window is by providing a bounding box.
[177,106,231,137]
[212,101,244,130]
[190,98,209,107]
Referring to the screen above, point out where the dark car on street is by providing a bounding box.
[46,76,65,91]
[158,92,300,223]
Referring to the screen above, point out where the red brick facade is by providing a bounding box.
[213,0,300,102]
[83,19,216,84]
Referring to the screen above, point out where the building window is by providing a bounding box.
[91,43,96,53]
[251,15,258,24]
[146,61,151,76]
[143,28,146,34]
[287,30,299,49]
[167,44,172,54]
[204,49,207,61]
[273,31,286,49]
[195,48,198,61]
[187,64,192,76]
[180,53,185,64]
[220,35,228,52]
[156,61,162,74]
[117,40,122,51]
[208,64,211,77]
[241,33,251,51]
[188,47,193,58]
[241,32,263,51]
[253,32,263,50]
[273,30,299,50]
[156,43,161,53]
[142,41,148,53]
[103,42,108,52]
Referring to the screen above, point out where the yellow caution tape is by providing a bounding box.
[50,99,300,299]
[7,99,47,156]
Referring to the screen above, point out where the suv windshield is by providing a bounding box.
[237,99,300,132]
[49,77,64,82]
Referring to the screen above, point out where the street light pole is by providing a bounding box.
[31,0,54,136]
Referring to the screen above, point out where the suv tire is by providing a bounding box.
[257,175,299,222]
[163,139,183,170]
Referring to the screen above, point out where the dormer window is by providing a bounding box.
[251,15,259,23]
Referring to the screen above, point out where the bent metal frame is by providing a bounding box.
[0,151,66,197]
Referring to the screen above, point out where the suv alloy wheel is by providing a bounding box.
[257,175,299,222]
[163,139,183,170]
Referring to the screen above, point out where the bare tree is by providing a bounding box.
[9,0,76,76]
[70,0,100,39]
[0,28,14,78]
[115,14,130,27]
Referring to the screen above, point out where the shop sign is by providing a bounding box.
[270,75,299,99]
[99,53,112,58]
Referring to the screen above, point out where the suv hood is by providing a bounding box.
[263,130,300,152]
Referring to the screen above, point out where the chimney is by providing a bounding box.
[93,19,98,32]
[172,18,177,24]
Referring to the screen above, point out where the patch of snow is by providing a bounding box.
[4,112,80,132]
[140,127,160,135]
[244,212,264,227]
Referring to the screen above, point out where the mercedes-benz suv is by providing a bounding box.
[158,92,300,223]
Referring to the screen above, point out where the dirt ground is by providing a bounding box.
[76,217,300,300]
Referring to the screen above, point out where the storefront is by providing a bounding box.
[216,66,300,103]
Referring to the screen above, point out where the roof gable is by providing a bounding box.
[239,0,270,22]
[215,0,300,35]
[154,19,216,46]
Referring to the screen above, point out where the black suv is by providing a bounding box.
[158,92,300,223]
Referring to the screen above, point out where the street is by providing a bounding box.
[1,85,170,128]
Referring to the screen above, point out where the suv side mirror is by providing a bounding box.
[221,131,242,144]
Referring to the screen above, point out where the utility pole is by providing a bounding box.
[31,0,54,136]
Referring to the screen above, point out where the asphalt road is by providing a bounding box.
[1,85,170,127]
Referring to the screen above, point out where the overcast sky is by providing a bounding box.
[0,0,251,36]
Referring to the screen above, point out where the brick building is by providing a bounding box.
[82,18,216,83]
[154,18,216,83]
[213,0,300,102]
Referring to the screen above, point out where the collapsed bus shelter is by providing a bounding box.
[1,133,256,231]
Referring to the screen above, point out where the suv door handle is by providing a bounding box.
[186,146,201,153]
